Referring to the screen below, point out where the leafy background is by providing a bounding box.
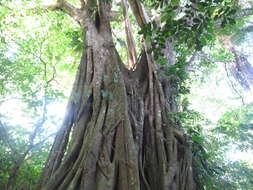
[0,0,253,189]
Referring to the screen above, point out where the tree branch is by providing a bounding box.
[79,0,85,9]
[128,0,149,29]
[224,62,245,105]
[121,0,137,68]
[45,0,85,26]
[27,132,57,153]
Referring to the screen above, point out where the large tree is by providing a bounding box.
[34,0,248,189]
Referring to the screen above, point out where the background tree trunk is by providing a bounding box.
[38,1,196,190]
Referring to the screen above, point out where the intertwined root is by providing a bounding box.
[39,19,195,190]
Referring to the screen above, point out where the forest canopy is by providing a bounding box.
[0,0,253,189]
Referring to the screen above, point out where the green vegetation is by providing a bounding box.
[0,0,253,189]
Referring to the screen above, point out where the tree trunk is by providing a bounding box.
[38,1,196,190]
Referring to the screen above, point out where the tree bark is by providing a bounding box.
[38,1,196,189]
[121,0,137,68]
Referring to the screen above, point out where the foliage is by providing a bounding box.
[0,119,52,189]
[0,0,253,189]
[0,1,80,189]
[215,103,253,150]
[140,0,238,61]
[169,95,253,189]
[224,161,253,190]
[0,2,79,100]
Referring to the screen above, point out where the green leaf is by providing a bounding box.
[200,38,207,46]
[192,135,203,143]
[204,33,213,41]
[171,0,180,6]
[161,14,170,23]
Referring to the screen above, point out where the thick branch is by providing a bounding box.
[79,0,85,9]
[45,0,84,26]
[128,0,149,28]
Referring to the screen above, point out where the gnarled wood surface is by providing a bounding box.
[38,1,196,189]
